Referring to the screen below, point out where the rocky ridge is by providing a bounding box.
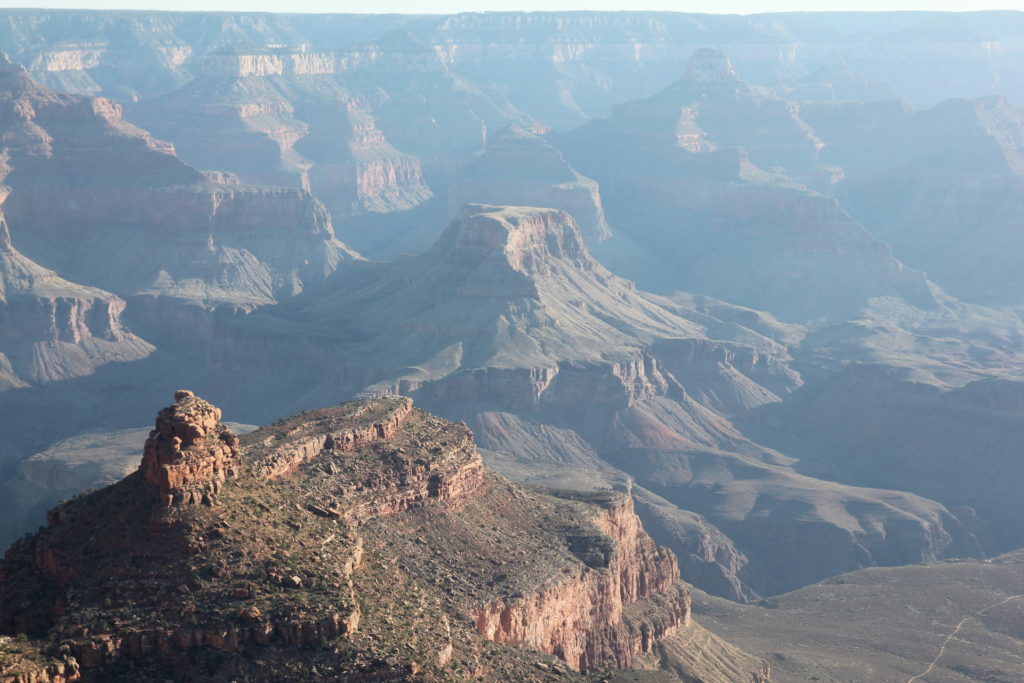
[0,391,764,682]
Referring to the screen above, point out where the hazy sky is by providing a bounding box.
[1,1,1022,12]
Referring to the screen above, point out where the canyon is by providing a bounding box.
[1,8,1024,682]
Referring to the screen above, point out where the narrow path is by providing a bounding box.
[906,594,1024,682]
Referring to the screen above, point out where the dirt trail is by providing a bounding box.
[906,594,1024,682]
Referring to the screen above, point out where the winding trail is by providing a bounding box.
[907,594,1024,682]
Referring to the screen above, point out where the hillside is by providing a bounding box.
[0,390,768,682]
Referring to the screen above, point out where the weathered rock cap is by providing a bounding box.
[140,390,240,507]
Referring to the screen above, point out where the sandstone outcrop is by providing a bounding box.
[246,396,487,524]
[472,494,687,670]
[251,396,415,480]
[139,390,241,507]
[1,394,763,681]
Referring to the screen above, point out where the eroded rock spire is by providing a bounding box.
[140,389,240,507]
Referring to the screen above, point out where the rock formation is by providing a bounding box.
[122,32,521,251]
[128,69,435,223]
[0,186,153,389]
[2,10,1024,123]
[471,493,688,671]
[559,48,942,324]
[447,124,611,244]
[0,393,766,682]
[139,390,241,507]
[2,19,1024,672]
[210,204,979,598]
[0,53,360,336]
[805,94,1024,309]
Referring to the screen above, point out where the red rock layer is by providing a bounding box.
[255,397,414,480]
[338,436,487,525]
[252,399,487,525]
[471,495,689,671]
[139,390,240,507]
[0,658,80,683]
[67,608,360,672]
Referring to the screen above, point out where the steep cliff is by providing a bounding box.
[448,124,611,244]
[471,492,687,671]
[559,49,942,324]
[122,30,525,252]
[128,63,435,223]
[0,186,152,388]
[0,392,764,682]
[0,53,359,326]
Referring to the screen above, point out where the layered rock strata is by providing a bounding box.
[560,49,940,323]
[252,396,414,480]
[1,394,754,681]
[139,390,241,507]
[246,397,486,525]
[472,494,689,671]
[0,186,153,388]
[448,124,611,244]
[0,53,359,333]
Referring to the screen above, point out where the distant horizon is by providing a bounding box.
[1,2,1023,15]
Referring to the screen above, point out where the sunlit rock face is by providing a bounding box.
[0,393,769,683]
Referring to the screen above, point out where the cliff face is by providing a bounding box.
[4,11,1022,125]
[121,32,521,253]
[448,124,611,244]
[128,73,435,228]
[0,392,762,682]
[472,494,687,671]
[559,49,940,324]
[0,54,359,326]
[0,187,153,388]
